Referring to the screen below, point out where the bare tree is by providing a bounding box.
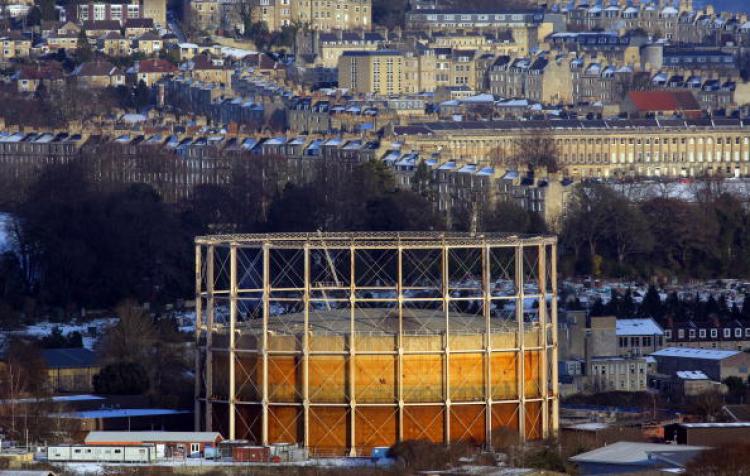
[0,339,48,440]
[98,299,157,367]
[511,131,559,173]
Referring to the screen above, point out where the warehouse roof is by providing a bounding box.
[41,348,98,369]
[651,347,740,360]
[616,318,663,336]
[570,441,706,465]
[85,431,221,444]
[57,409,189,419]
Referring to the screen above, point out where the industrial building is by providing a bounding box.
[650,347,750,382]
[195,232,558,455]
[664,422,750,446]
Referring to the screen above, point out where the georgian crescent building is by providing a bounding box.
[391,118,750,179]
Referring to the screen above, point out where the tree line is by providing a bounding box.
[0,157,545,319]
[561,181,750,279]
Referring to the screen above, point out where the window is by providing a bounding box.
[699,329,706,338]
[689,329,696,339]
[665,330,672,339]
[190,443,200,454]
[724,328,731,338]
[736,328,742,338]
[711,329,718,338]
[678,329,685,339]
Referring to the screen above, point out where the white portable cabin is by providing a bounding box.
[47,445,156,463]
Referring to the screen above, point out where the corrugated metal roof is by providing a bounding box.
[651,347,740,360]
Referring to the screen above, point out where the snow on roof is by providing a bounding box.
[382,151,401,163]
[121,113,147,123]
[567,422,609,431]
[220,46,257,59]
[570,441,706,465]
[263,136,287,146]
[651,347,740,360]
[679,422,750,428]
[241,138,258,150]
[85,431,220,444]
[343,140,362,150]
[616,318,663,336]
[461,93,495,103]
[477,166,494,176]
[0,132,26,143]
[676,370,709,380]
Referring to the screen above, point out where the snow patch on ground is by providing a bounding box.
[10,318,117,349]
[52,457,385,475]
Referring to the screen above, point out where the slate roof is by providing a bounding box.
[41,348,98,369]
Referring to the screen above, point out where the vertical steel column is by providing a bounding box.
[303,243,310,449]
[550,242,559,435]
[205,245,214,431]
[228,243,237,439]
[194,244,202,431]
[442,242,451,445]
[516,244,525,440]
[349,244,357,456]
[483,243,493,449]
[538,243,548,439]
[261,242,270,445]
[397,244,404,442]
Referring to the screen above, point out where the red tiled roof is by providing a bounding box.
[19,63,64,80]
[76,60,123,77]
[627,90,701,112]
[137,58,177,74]
[191,53,221,70]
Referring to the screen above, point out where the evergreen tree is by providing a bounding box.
[621,289,636,318]
[75,29,92,63]
[26,6,42,27]
[640,285,662,318]
[741,294,750,322]
[590,298,606,317]
[39,0,57,21]
[133,80,150,110]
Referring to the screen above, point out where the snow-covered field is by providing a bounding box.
[51,456,385,475]
[8,317,118,349]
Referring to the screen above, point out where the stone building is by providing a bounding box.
[391,118,750,179]
[337,50,403,95]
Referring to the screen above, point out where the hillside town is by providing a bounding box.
[4,0,750,474]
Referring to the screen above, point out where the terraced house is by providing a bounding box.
[391,118,750,179]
